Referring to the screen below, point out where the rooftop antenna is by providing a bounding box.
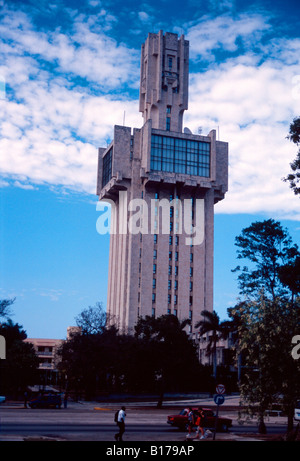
[123,111,126,126]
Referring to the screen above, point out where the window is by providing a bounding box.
[189,296,193,306]
[174,294,177,305]
[102,147,113,187]
[168,265,172,275]
[168,57,173,68]
[154,234,158,244]
[175,236,179,246]
[174,280,178,290]
[153,264,157,274]
[169,251,172,261]
[150,134,210,177]
[175,266,178,276]
[152,307,156,317]
[168,280,172,290]
[168,294,171,304]
[153,249,157,259]
[190,281,193,292]
[169,235,173,245]
[152,293,156,304]
[190,267,193,277]
[153,278,156,289]
[175,251,178,261]
[190,253,193,262]
[166,117,170,131]
[167,106,171,114]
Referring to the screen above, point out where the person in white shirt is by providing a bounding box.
[115,406,126,441]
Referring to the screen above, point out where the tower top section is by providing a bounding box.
[139,31,189,133]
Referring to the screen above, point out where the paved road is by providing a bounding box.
[0,399,291,442]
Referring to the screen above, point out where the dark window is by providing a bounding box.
[150,134,210,177]
[102,147,113,187]
[166,117,170,131]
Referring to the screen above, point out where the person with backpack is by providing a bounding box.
[114,406,126,441]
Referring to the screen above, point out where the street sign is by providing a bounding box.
[213,394,225,441]
[214,394,225,406]
[216,383,226,394]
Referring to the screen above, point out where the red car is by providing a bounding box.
[167,407,232,432]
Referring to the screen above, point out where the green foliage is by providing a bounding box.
[58,314,203,399]
[229,294,300,432]
[283,116,300,195]
[0,298,15,319]
[0,319,39,397]
[233,219,299,300]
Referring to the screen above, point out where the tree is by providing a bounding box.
[195,310,229,381]
[0,298,15,320]
[75,302,107,335]
[283,116,300,195]
[232,219,299,300]
[230,294,300,434]
[0,320,39,397]
[278,256,300,302]
[134,314,199,407]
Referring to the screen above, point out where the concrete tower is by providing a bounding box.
[96,31,228,336]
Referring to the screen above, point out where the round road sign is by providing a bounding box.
[214,394,225,406]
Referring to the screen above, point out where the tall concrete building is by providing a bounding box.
[96,31,228,334]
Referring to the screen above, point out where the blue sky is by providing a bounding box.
[0,0,300,338]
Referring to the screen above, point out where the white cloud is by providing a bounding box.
[186,13,271,61]
[0,6,299,220]
[184,38,300,219]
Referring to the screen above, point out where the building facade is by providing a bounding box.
[97,31,228,334]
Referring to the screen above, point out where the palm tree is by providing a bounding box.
[195,310,228,381]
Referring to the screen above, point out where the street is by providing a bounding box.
[0,398,292,442]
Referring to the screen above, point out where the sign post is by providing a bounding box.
[213,384,226,440]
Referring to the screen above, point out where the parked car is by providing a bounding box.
[294,401,300,422]
[167,407,232,432]
[28,393,62,409]
[0,396,5,404]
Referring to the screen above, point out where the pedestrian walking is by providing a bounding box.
[186,407,195,438]
[194,410,205,439]
[115,406,126,441]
